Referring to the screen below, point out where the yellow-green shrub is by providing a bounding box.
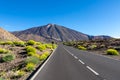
[26,46,36,53]
[78,45,87,50]
[13,41,25,47]
[27,52,35,56]
[0,48,9,54]
[15,70,25,77]
[43,51,50,56]
[4,41,13,45]
[36,45,46,51]
[52,44,57,49]
[26,63,35,71]
[27,40,36,45]
[107,49,119,55]
[39,54,47,61]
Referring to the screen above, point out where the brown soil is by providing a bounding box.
[0,45,52,80]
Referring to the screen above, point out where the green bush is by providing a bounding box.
[107,49,119,55]
[26,46,36,53]
[52,44,57,49]
[2,54,15,62]
[0,42,5,45]
[4,41,13,45]
[78,45,87,50]
[15,70,25,77]
[27,40,36,45]
[43,51,50,56]
[39,54,47,61]
[0,48,9,54]
[36,42,42,45]
[13,41,25,47]
[26,63,35,71]
[45,44,52,49]
[25,56,40,65]
[27,52,35,56]
[36,45,46,51]
[0,77,5,80]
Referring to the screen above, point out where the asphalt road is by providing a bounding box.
[33,45,120,80]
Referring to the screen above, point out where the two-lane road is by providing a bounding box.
[32,45,120,80]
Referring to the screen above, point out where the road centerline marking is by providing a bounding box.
[86,66,99,75]
[74,56,78,59]
[78,59,85,64]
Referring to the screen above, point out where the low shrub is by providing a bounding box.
[0,77,5,80]
[2,54,15,62]
[36,45,46,51]
[25,56,40,65]
[27,40,36,45]
[107,49,119,55]
[15,70,25,77]
[0,48,9,54]
[4,41,13,45]
[26,63,35,71]
[43,51,50,56]
[13,41,25,47]
[26,46,36,53]
[39,54,47,61]
[36,42,42,45]
[27,52,35,56]
[45,44,52,49]
[52,44,57,49]
[78,45,87,50]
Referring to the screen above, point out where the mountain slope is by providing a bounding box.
[12,24,89,42]
[0,27,21,41]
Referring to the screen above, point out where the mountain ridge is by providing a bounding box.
[12,24,111,42]
[0,27,21,41]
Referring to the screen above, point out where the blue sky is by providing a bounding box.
[0,0,120,38]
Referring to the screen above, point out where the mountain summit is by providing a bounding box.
[12,24,111,42]
[12,24,89,42]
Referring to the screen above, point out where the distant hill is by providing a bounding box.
[0,27,21,41]
[12,24,111,42]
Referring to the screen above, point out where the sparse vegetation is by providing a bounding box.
[27,40,36,45]
[0,48,9,54]
[2,54,15,62]
[25,56,40,65]
[107,49,119,55]
[26,46,36,53]
[36,44,46,51]
[78,45,87,50]
[39,54,48,61]
[0,77,5,80]
[26,63,35,71]
[13,41,25,47]
[14,70,25,77]
[0,40,57,80]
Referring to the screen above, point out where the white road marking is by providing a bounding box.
[86,66,99,75]
[30,48,57,80]
[78,59,85,64]
[74,56,78,59]
[63,47,75,56]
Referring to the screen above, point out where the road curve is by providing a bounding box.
[33,45,120,80]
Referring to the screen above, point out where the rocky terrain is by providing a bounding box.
[0,27,21,41]
[63,39,120,60]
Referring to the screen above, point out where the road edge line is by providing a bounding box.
[30,47,57,80]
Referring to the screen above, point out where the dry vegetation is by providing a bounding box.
[0,40,57,80]
[63,39,120,60]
